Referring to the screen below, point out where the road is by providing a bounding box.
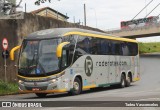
[0,55,160,110]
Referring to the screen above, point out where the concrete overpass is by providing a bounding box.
[105,22,160,38]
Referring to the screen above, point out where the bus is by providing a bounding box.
[10,28,140,97]
[121,16,159,29]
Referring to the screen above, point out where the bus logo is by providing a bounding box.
[84,56,93,76]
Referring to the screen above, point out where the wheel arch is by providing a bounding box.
[121,71,126,80]
[71,74,83,89]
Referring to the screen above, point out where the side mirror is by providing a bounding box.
[56,42,70,58]
[10,45,21,60]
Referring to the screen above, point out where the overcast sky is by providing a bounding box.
[19,0,160,42]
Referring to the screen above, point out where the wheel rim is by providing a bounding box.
[73,82,79,91]
[122,78,125,86]
[127,76,131,83]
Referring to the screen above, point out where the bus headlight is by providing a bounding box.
[18,80,24,84]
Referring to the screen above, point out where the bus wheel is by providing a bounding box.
[35,93,47,98]
[126,74,131,87]
[70,77,82,95]
[119,74,126,88]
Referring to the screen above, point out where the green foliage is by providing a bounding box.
[35,0,52,5]
[139,42,160,54]
[0,80,18,95]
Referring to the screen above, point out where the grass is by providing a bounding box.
[0,80,18,95]
[139,42,160,54]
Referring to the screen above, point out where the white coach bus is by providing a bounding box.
[10,28,140,97]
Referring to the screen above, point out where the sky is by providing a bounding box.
[18,0,160,42]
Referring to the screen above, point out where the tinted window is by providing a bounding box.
[120,42,138,56]
[62,35,77,43]
[110,41,116,55]
[90,38,98,54]
[121,42,129,56]
[64,35,138,56]
[73,36,92,62]
[76,36,91,55]
[97,38,110,55]
[128,42,138,56]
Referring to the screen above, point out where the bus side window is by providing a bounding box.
[115,41,121,55]
[90,38,98,55]
[98,39,110,55]
[61,49,69,69]
[111,41,116,55]
[122,42,129,56]
[119,42,123,55]
[62,35,78,64]
[74,36,91,62]
[76,36,90,55]
[128,43,138,56]
[62,35,76,43]
[68,44,74,64]
[127,43,132,56]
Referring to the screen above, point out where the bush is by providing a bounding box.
[139,42,160,54]
[0,80,18,95]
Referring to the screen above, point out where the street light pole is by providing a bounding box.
[84,3,86,26]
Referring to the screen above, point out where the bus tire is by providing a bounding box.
[119,74,126,88]
[126,74,131,87]
[70,77,82,95]
[35,93,47,98]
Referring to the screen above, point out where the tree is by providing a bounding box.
[35,0,60,5]
[1,0,23,15]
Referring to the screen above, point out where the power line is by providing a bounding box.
[145,2,160,17]
[157,13,160,17]
[131,0,153,20]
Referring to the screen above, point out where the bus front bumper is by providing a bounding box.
[19,89,67,94]
[18,79,67,94]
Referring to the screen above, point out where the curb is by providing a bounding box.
[0,92,26,96]
[140,53,160,57]
[0,92,19,96]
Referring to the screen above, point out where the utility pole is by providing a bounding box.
[84,3,86,26]
[25,3,26,13]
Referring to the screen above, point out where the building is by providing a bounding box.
[30,7,69,21]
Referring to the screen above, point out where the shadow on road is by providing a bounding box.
[23,85,135,99]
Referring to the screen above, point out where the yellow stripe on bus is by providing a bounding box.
[83,84,96,90]
[63,31,137,43]
[56,42,70,58]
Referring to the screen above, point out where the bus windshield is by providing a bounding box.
[18,38,61,77]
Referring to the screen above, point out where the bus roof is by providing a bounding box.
[26,28,137,43]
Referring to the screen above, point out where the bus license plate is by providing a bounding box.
[32,88,40,91]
